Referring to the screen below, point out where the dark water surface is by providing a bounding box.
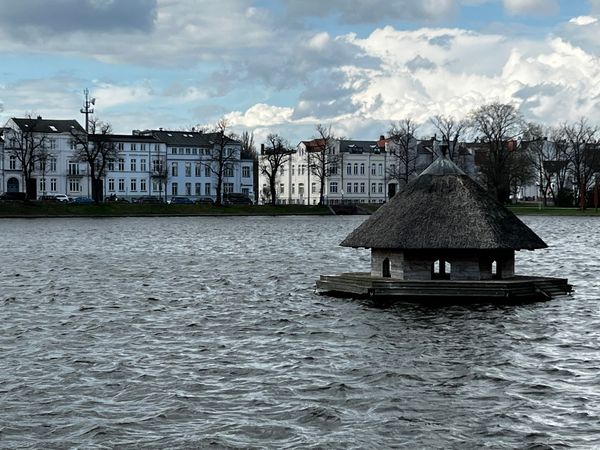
[0,216,599,449]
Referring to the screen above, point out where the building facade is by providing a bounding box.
[1,118,255,202]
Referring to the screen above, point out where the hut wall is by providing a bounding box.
[501,252,515,278]
[451,256,482,280]
[371,249,405,278]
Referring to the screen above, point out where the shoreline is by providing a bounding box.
[0,203,598,218]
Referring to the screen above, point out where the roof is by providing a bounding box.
[144,130,240,147]
[341,156,547,251]
[339,139,384,154]
[89,134,159,143]
[12,117,85,134]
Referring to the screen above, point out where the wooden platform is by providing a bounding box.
[316,272,572,302]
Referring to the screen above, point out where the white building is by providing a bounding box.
[1,118,255,202]
[262,136,448,205]
[1,117,88,198]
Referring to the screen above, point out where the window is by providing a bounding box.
[242,166,250,177]
[117,143,124,151]
[130,159,137,172]
[205,165,211,177]
[311,182,316,194]
[195,163,201,177]
[49,139,57,150]
[131,179,137,192]
[140,159,147,172]
[279,183,285,194]
[224,183,234,194]
[108,179,115,191]
[378,164,383,176]
[171,162,178,177]
[224,164,234,178]
[390,164,396,175]
[140,179,147,192]
[118,179,125,192]
[186,148,191,155]
[69,179,80,192]
[330,163,338,175]
[49,158,57,172]
[118,159,125,171]
[371,183,376,193]
[68,161,79,176]
[354,183,359,193]
[298,183,305,196]
[172,147,177,155]
[185,162,192,177]
[140,144,146,151]
[301,165,306,175]
[242,188,250,196]
[204,183,211,196]
[154,144,160,152]
[329,181,338,193]
[292,184,295,194]
[9,156,16,170]
[195,183,201,195]
[131,143,137,151]
[39,178,46,192]
[153,159,163,173]
[292,165,295,176]
[192,148,198,155]
[50,178,57,192]
[185,182,192,196]
[171,182,178,196]
[360,163,365,175]
[371,164,376,175]
[353,163,358,175]
[347,183,352,193]
[378,183,383,193]
[346,163,352,175]
[108,160,115,171]
[360,182,365,193]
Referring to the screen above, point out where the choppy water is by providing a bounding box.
[0,215,599,449]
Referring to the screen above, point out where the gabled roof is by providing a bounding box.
[145,130,240,147]
[89,134,159,144]
[12,117,85,134]
[341,156,547,251]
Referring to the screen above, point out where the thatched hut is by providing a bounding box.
[317,156,571,301]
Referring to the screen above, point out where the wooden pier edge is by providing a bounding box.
[316,272,572,302]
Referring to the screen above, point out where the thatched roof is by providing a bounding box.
[341,156,547,250]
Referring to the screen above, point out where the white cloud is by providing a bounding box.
[569,16,598,26]
[503,0,559,16]
[225,104,294,128]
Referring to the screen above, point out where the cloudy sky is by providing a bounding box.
[1,0,600,143]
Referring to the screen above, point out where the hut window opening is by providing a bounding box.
[492,260,501,279]
[382,258,391,278]
[432,259,451,280]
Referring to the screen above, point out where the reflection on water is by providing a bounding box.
[0,216,599,448]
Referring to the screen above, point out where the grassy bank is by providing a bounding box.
[508,204,600,216]
[0,201,332,217]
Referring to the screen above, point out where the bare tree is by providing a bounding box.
[430,114,467,160]
[71,118,119,203]
[387,119,419,188]
[203,118,239,206]
[522,122,551,206]
[260,134,293,206]
[307,124,338,205]
[469,103,524,203]
[562,118,600,209]
[5,115,51,200]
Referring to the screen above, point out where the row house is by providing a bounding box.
[1,118,255,202]
[264,136,474,205]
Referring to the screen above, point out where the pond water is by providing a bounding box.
[0,215,599,449]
